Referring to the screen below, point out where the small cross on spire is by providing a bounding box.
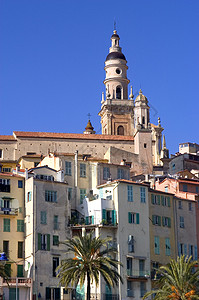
[87,113,91,120]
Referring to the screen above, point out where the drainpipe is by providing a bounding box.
[75,151,78,207]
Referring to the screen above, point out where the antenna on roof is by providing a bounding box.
[114,20,116,31]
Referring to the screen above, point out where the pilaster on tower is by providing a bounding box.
[99,30,134,136]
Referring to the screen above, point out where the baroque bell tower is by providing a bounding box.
[99,30,134,136]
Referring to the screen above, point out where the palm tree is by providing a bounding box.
[56,232,123,300]
[143,255,199,300]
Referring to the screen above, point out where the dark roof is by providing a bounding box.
[111,33,119,38]
[106,52,126,61]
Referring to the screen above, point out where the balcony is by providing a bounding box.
[0,207,18,215]
[3,277,32,287]
[127,269,150,280]
[102,294,119,300]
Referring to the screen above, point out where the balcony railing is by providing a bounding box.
[127,269,150,278]
[102,294,119,300]
[0,207,18,215]
[3,277,32,286]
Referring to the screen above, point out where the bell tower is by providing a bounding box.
[99,30,134,136]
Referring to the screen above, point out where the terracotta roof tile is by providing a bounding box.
[0,135,16,141]
[13,131,134,141]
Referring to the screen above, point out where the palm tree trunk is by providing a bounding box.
[87,271,91,300]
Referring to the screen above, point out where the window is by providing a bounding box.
[162,217,171,227]
[80,163,86,177]
[127,281,134,297]
[165,186,168,193]
[65,161,71,176]
[128,235,134,253]
[126,257,132,276]
[127,186,133,202]
[27,192,32,202]
[3,241,9,257]
[18,180,23,188]
[117,125,124,135]
[80,189,86,204]
[17,220,24,232]
[85,216,94,225]
[4,219,10,232]
[165,238,171,256]
[68,188,72,200]
[103,167,110,180]
[178,200,182,209]
[117,168,125,179]
[140,282,146,297]
[154,236,160,254]
[139,259,145,276]
[183,184,188,192]
[17,265,23,277]
[140,187,146,203]
[172,163,175,170]
[151,194,160,205]
[152,215,161,226]
[128,212,139,224]
[0,178,10,192]
[116,86,121,99]
[53,235,59,246]
[5,264,11,277]
[53,257,59,277]
[45,191,57,203]
[38,233,50,251]
[161,196,170,207]
[144,143,147,148]
[18,242,23,258]
[189,245,193,258]
[188,202,192,211]
[180,216,184,228]
[196,186,199,194]
[41,211,47,224]
[0,149,2,158]
[3,168,11,173]
[53,215,59,230]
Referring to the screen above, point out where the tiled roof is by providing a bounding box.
[97,179,149,188]
[0,135,16,141]
[13,131,134,141]
[0,172,24,178]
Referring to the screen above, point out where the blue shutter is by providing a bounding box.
[128,212,132,224]
[112,210,116,225]
[85,217,89,225]
[136,213,139,224]
[151,194,154,204]
[178,243,181,256]
[161,196,164,206]
[194,246,198,260]
[91,216,94,224]
[184,244,187,255]
[188,245,191,256]
[168,218,171,228]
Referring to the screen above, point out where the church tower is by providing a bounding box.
[99,30,134,136]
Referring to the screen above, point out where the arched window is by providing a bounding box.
[117,126,124,135]
[142,116,145,125]
[116,86,121,99]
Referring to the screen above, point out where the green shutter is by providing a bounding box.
[157,195,160,205]
[46,287,51,299]
[167,197,171,207]
[102,209,106,221]
[136,213,140,224]
[161,196,164,206]
[162,217,165,226]
[112,210,116,225]
[128,212,132,223]
[168,218,171,228]
[152,215,155,225]
[17,265,23,277]
[151,194,154,204]
[38,233,41,250]
[4,219,10,232]
[158,216,161,226]
[91,216,94,224]
[85,216,89,225]
[47,234,50,251]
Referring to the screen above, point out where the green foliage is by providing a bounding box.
[144,255,199,300]
[56,232,123,300]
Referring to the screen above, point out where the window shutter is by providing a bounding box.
[151,194,154,204]
[178,243,181,256]
[168,218,171,228]
[184,244,187,255]
[194,246,197,260]
[167,197,171,207]
[152,215,155,225]
[136,213,139,224]
[46,288,51,299]
[102,209,106,221]
[161,196,164,206]
[158,216,161,226]
[47,234,50,251]
[112,210,116,225]
[162,217,165,227]
[128,212,132,224]
[38,233,41,250]
[91,216,94,224]
[188,244,191,256]
[85,216,89,225]
[157,195,160,205]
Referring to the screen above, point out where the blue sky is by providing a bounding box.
[0,0,198,155]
